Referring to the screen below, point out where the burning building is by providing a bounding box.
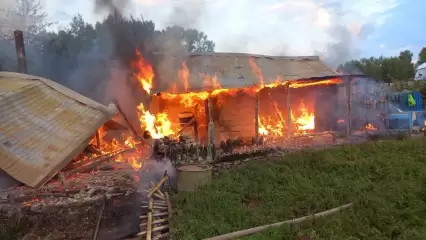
[135,52,343,153]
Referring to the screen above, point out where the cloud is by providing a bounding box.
[42,0,401,66]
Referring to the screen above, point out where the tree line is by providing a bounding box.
[0,0,215,100]
[339,49,426,83]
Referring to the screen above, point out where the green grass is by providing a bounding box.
[171,138,426,239]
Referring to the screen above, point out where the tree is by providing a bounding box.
[417,47,426,66]
[1,0,53,43]
[340,50,415,83]
[154,25,215,53]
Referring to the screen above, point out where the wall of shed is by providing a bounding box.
[152,84,341,145]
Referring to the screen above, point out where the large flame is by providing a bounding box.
[133,50,154,94]
[87,50,341,169]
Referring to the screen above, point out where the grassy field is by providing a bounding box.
[171,138,426,239]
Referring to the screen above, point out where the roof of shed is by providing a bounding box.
[151,52,339,94]
[0,72,117,188]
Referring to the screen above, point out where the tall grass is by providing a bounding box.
[171,138,426,239]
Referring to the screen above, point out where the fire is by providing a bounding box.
[137,103,175,139]
[292,101,315,132]
[365,123,377,131]
[132,50,154,94]
[85,50,342,169]
[258,101,315,137]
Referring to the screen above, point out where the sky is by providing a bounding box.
[39,0,424,63]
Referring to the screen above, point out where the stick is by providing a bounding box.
[204,203,353,240]
[66,147,137,176]
[147,176,169,198]
[153,232,169,240]
[113,99,142,139]
[137,225,169,236]
[146,197,153,240]
[92,196,106,240]
[140,212,168,219]
[165,192,172,220]
[153,193,166,200]
[140,218,168,227]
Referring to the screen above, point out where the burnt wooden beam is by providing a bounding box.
[207,96,214,161]
[345,76,352,136]
[254,93,259,145]
[286,87,291,137]
[14,30,27,73]
[95,130,101,150]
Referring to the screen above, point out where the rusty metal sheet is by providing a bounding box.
[0,72,118,188]
[152,52,338,94]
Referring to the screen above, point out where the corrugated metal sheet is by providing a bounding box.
[0,72,118,188]
[152,52,338,94]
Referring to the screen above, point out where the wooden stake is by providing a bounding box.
[91,196,106,240]
[165,192,172,220]
[146,198,153,240]
[147,176,169,198]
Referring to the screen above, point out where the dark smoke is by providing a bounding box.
[93,0,130,14]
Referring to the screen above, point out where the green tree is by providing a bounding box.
[417,47,426,66]
[340,50,415,83]
[155,25,215,53]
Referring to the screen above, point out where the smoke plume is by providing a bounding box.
[93,0,131,14]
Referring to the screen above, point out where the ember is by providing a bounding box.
[365,123,377,131]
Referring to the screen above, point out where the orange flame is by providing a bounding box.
[88,51,342,161]
[365,123,377,131]
[133,50,154,94]
[137,103,175,139]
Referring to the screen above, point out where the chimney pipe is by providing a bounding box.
[14,30,27,73]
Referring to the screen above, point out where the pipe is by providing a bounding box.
[204,203,353,240]
[14,30,27,73]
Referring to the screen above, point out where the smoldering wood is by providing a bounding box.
[0,170,138,240]
[95,130,101,149]
[65,146,138,176]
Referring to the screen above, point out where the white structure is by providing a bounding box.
[415,63,426,80]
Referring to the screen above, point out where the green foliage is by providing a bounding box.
[171,138,426,239]
[340,50,416,83]
[417,47,426,66]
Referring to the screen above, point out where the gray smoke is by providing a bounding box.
[93,0,131,14]
[166,1,205,29]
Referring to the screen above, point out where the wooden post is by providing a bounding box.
[95,130,101,150]
[346,76,352,136]
[286,86,291,137]
[207,96,214,161]
[14,30,27,73]
[254,93,259,145]
[193,120,199,142]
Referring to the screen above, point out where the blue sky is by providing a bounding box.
[39,0,421,63]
